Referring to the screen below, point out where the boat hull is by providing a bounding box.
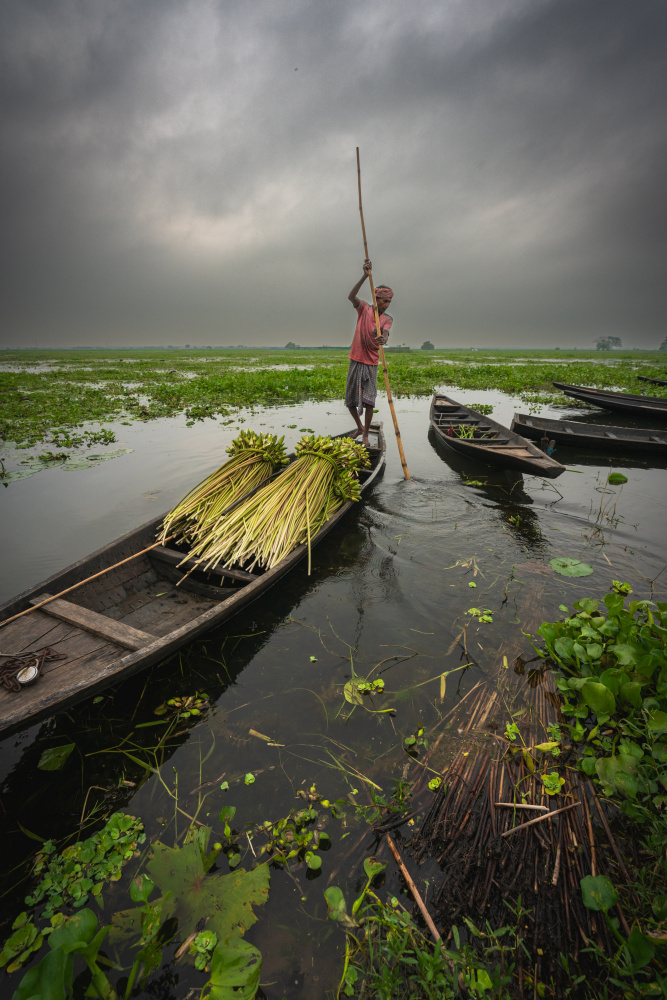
[638,375,667,387]
[429,395,565,478]
[511,413,667,454]
[0,426,386,738]
[552,381,667,420]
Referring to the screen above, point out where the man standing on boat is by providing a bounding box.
[345,259,393,445]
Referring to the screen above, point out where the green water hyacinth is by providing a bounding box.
[185,434,370,574]
[158,430,288,545]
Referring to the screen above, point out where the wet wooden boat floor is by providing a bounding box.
[0,567,218,719]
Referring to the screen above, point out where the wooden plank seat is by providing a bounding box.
[29,595,158,651]
[149,545,256,583]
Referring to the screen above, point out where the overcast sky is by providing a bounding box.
[1,0,666,349]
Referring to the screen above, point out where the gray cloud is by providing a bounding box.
[1,0,666,348]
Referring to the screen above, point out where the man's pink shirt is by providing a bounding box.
[348,301,392,366]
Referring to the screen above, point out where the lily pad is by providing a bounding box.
[549,557,594,578]
[607,472,628,485]
[145,826,269,941]
[0,448,133,482]
[61,448,133,471]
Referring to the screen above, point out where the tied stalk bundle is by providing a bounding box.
[187,434,370,574]
[158,431,288,546]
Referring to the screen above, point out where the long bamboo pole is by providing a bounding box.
[0,536,175,632]
[356,148,410,481]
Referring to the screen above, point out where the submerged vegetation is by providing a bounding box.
[1,347,666,453]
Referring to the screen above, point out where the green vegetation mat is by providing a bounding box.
[1,348,666,451]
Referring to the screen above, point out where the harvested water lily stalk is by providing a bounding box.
[184,434,370,574]
[158,431,288,545]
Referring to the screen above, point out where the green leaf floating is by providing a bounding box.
[144,827,269,941]
[607,472,628,485]
[648,710,667,736]
[581,681,616,716]
[38,743,76,771]
[595,753,639,798]
[549,557,594,577]
[343,679,364,706]
[580,874,618,912]
[203,935,262,1000]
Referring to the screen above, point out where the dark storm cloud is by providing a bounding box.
[1,0,666,347]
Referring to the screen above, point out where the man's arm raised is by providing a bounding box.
[348,259,372,308]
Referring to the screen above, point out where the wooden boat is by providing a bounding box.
[0,425,386,738]
[429,395,565,478]
[638,375,667,387]
[552,381,667,420]
[511,413,667,454]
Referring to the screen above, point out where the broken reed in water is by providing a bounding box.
[158,430,288,545]
[184,434,370,574]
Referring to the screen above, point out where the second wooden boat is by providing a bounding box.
[638,375,667,387]
[430,395,565,478]
[553,381,667,420]
[0,425,386,739]
[511,413,667,454]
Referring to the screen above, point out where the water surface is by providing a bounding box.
[1,392,665,999]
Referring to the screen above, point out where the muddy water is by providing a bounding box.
[0,391,665,999]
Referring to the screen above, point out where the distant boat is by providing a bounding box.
[511,413,667,455]
[552,382,667,420]
[429,395,565,478]
[637,375,667,387]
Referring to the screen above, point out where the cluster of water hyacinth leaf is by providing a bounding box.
[182,433,370,574]
[0,813,144,974]
[158,431,288,545]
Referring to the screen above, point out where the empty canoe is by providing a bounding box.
[430,395,565,478]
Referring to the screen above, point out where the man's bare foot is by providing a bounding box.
[362,434,370,446]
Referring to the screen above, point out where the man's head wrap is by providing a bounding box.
[375,285,394,301]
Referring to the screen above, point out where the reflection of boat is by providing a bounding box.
[638,375,667,387]
[427,427,546,550]
[511,413,667,455]
[553,381,667,420]
[429,395,565,478]
[0,425,386,738]
[428,425,526,493]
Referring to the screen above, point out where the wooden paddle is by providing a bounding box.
[356,148,410,481]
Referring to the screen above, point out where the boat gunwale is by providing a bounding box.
[0,425,386,737]
[552,381,667,407]
[429,394,565,478]
[511,412,667,450]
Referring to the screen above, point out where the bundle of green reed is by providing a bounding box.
[185,434,370,574]
[158,430,288,545]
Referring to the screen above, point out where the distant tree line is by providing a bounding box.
[595,337,622,350]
